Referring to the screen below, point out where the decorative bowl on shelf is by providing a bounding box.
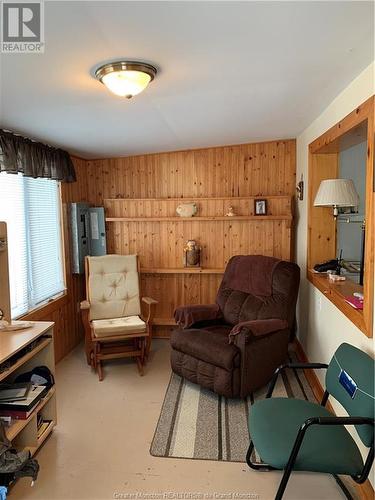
[176,202,197,217]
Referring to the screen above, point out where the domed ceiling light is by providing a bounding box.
[95,61,157,98]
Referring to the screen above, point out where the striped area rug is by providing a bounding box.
[150,357,316,462]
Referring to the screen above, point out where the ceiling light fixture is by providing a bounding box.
[95,61,157,99]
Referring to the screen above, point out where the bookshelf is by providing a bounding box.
[0,322,56,464]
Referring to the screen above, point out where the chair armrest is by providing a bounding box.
[80,301,91,327]
[229,318,288,343]
[280,362,329,370]
[142,296,158,305]
[282,415,374,484]
[174,304,222,329]
[303,416,374,428]
[141,296,158,323]
[266,362,329,398]
[231,319,292,398]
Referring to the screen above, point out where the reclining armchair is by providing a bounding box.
[171,255,300,398]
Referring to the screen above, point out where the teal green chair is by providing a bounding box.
[247,343,374,500]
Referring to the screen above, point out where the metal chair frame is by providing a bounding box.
[246,363,374,500]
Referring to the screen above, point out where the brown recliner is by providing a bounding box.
[170,255,300,398]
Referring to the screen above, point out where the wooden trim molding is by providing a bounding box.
[21,293,68,321]
[307,95,374,337]
[293,339,374,500]
[309,97,374,154]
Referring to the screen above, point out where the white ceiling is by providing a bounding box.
[0,1,373,159]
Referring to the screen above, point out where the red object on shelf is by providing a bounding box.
[344,296,364,310]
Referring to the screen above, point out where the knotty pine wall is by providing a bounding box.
[23,139,296,358]
[88,139,296,338]
[85,140,296,202]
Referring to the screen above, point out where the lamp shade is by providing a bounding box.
[314,179,359,207]
[95,61,157,99]
[101,70,151,97]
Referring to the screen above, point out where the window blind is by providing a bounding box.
[0,173,28,317]
[0,172,65,318]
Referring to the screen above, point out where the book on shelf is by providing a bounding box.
[37,420,52,439]
[0,382,32,402]
[0,406,37,420]
[0,416,12,426]
[0,385,49,419]
[344,296,364,310]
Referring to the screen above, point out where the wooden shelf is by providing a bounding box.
[106,215,293,222]
[36,420,55,447]
[141,268,224,274]
[0,337,52,383]
[26,420,55,457]
[5,387,56,441]
[0,322,54,365]
[0,321,57,481]
[105,195,292,202]
[308,271,365,334]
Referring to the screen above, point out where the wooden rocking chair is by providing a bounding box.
[80,254,157,380]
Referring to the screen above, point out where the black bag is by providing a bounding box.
[14,366,54,389]
[313,259,339,273]
[0,422,39,486]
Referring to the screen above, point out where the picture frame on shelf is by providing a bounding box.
[254,199,267,215]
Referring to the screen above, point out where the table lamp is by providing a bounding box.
[314,179,359,218]
[314,179,365,285]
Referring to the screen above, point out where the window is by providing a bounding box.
[0,172,65,318]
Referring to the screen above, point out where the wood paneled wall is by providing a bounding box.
[307,153,338,269]
[22,139,296,357]
[89,139,296,337]
[105,196,293,268]
[85,140,296,202]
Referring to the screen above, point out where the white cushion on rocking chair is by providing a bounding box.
[92,315,147,338]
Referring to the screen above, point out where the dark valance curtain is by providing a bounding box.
[0,129,76,183]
